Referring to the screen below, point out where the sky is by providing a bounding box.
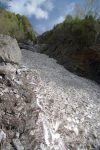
[6,0,87,34]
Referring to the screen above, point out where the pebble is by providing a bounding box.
[0,129,6,143]
[12,138,24,150]
[73,126,79,136]
[15,132,20,138]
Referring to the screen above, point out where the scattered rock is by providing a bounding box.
[12,139,24,150]
[21,49,100,149]
[19,42,34,51]
[0,63,39,149]
[19,41,47,53]
[0,129,6,143]
[0,35,100,149]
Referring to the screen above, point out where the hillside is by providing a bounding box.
[0,9,37,43]
[39,16,100,83]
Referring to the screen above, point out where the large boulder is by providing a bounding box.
[0,34,21,64]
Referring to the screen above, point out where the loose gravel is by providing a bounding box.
[21,49,100,150]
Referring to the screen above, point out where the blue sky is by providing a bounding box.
[7,0,85,33]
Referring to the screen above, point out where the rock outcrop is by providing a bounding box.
[0,35,21,64]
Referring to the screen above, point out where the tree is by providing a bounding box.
[65,15,73,23]
[94,19,100,44]
[74,4,85,18]
[84,0,100,17]
[73,0,100,18]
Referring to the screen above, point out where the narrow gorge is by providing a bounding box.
[0,35,100,150]
[0,3,100,149]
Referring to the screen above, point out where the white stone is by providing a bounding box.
[30,130,34,136]
[67,117,72,122]
[73,127,79,136]
[16,132,20,138]
[12,139,24,150]
[0,129,6,143]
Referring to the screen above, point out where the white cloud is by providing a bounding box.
[66,2,76,15]
[9,0,54,19]
[43,0,54,11]
[54,16,65,25]
[36,16,65,34]
[36,2,76,33]
[53,2,75,25]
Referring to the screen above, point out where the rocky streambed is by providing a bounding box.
[0,35,100,150]
[21,49,100,150]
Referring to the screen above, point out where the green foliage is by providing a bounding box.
[64,15,73,23]
[39,14,100,83]
[0,9,36,42]
[41,15,99,48]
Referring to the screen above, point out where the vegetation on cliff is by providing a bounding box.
[39,15,100,83]
[0,9,37,43]
[40,15,100,46]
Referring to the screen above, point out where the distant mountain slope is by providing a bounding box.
[0,9,37,43]
[39,16,100,83]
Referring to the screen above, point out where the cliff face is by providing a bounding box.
[0,9,37,43]
[39,16,100,83]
